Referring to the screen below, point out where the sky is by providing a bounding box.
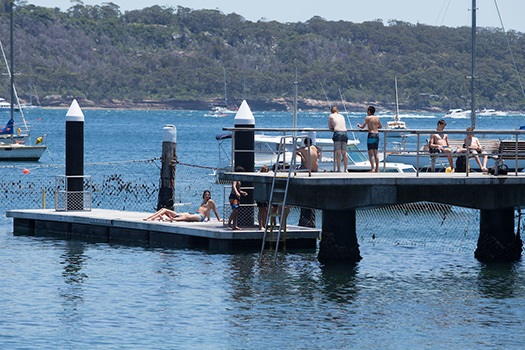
[26,0,525,33]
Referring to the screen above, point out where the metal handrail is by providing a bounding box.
[224,127,525,176]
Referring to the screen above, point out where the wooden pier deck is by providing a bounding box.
[6,209,320,251]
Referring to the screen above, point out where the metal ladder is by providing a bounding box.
[259,135,307,262]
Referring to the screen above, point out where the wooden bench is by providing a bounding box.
[423,138,500,171]
[497,141,525,160]
[422,139,499,154]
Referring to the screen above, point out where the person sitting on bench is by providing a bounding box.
[429,119,454,172]
[460,127,488,172]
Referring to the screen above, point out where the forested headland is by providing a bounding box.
[0,1,524,112]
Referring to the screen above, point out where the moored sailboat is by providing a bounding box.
[386,77,407,138]
[0,2,46,161]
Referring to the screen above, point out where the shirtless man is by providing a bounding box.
[144,190,220,222]
[462,127,488,172]
[296,137,320,172]
[328,106,348,172]
[429,119,454,171]
[357,105,383,172]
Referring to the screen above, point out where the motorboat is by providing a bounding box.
[207,105,237,117]
[477,108,508,117]
[444,109,471,118]
[0,97,20,111]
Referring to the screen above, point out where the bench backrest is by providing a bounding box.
[498,141,525,159]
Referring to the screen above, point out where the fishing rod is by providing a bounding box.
[338,88,356,140]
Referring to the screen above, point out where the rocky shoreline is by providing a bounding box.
[39,96,443,113]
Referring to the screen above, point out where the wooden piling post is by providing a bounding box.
[157,125,177,210]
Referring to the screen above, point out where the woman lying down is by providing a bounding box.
[144,190,220,222]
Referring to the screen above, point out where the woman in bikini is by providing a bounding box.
[144,190,220,222]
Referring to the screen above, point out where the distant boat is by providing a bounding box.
[0,97,20,111]
[386,77,407,138]
[206,68,238,116]
[207,105,237,117]
[444,109,471,118]
[478,108,508,117]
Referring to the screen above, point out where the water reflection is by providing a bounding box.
[477,262,525,299]
[319,263,359,303]
[59,240,87,327]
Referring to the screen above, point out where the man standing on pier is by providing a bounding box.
[328,106,348,172]
[357,105,382,172]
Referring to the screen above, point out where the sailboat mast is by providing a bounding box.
[394,76,400,122]
[223,68,227,107]
[9,0,14,122]
[293,66,298,130]
[470,0,477,129]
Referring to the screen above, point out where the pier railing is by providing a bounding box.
[55,175,93,211]
[223,127,525,176]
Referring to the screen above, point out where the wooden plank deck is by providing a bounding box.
[6,209,320,251]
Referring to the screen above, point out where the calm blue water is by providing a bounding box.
[1,108,525,349]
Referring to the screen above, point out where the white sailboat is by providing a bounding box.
[386,77,407,138]
[207,68,237,116]
[0,3,46,161]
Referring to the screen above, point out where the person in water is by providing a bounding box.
[144,190,220,222]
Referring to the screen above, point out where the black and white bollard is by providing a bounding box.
[157,124,177,210]
[233,100,255,227]
[65,99,84,211]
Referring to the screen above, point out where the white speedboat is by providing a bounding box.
[478,108,508,117]
[206,105,237,117]
[444,109,471,118]
[0,97,20,111]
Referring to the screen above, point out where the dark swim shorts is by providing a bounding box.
[332,131,348,143]
[332,131,348,151]
[367,133,379,150]
[229,193,240,209]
